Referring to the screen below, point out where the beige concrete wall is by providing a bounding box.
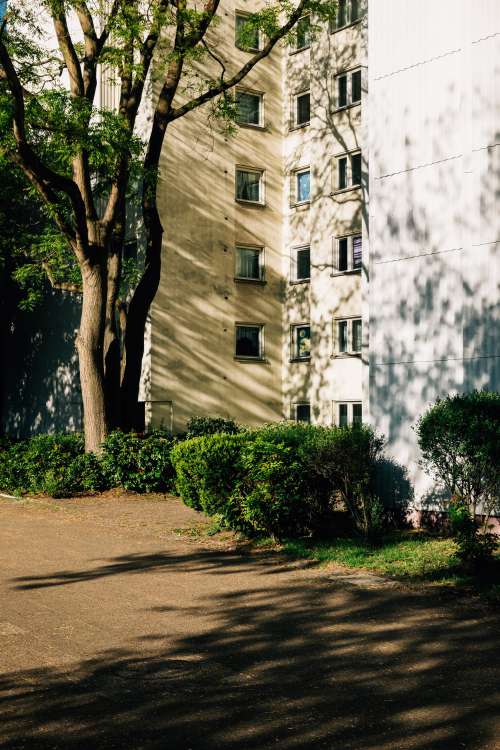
[149,0,285,431]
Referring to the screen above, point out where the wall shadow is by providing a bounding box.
[1,286,82,438]
[2,546,500,749]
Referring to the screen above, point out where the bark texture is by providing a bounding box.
[76,258,109,453]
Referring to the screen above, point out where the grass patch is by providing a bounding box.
[174,516,231,539]
[283,531,500,596]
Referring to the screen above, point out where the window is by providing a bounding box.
[235,12,260,51]
[352,402,363,425]
[352,69,362,103]
[352,235,362,269]
[295,403,311,423]
[338,402,348,426]
[331,0,363,31]
[335,318,362,355]
[235,245,263,280]
[336,68,362,109]
[338,75,348,108]
[235,324,263,359]
[351,152,362,185]
[293,245,310,281]
[338,156,348,190]
[337,402,362,426]
[295,168,311,204]
[292,324,311,360]
[236,168,263,203]
[295,15,311,50]
[335,234,362,272]
[352,319,362,352]
[294,91,310,127]
[235,90,262,126]
[338,320,348,353]
[336,152,362,191]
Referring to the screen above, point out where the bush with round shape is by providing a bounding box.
[416,391,500,520]
[416,391,500,567]
[171,432,249,527]
[235,422,332,539]
[100,430,177,493]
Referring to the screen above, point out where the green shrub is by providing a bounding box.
[100,430,177,493]
[313,425,386,542]
[186,416,240,438]
[0,434,84,494]
[171,433,249,527]
[236,423,332,539]
[416,390,500,521]
[449,496,497,569]
[64,453,108,494]
[172,422,386,541]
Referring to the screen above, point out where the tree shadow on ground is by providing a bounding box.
[2,547,500,749]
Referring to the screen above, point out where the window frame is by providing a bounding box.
[235,166,265,205]
[334,401,363,426]
[235,323,264,360]
[235,88,264,128]
[291,323,311,361]
[332,233,362,274]
[293,14,311,52]
[335,67,362,110]
[292,166,311,206]
[334,150,362,193]
[294,402,311,423]
[330,0,365,33]
[293,90,311,128]
[234,244,265,282]
[333,316,362,356]
[235,11,261,52]
[291,244,311,283]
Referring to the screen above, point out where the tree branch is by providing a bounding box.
[0,36,89,257]
[51,9,84,97]
[74,1,99,101]
[42,262,83,294]
[169,0,309,121]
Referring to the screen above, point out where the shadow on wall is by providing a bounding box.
[1,286,82,438]
[2,547,500,748]
[283,24,366,422]
[369,50,500,507]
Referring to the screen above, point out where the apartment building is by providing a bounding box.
[3,1,499,509]
[147,0,368,432]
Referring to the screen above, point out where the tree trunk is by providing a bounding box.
[120,216,163,432]
[103,250,122,430]
[76,258,110,452]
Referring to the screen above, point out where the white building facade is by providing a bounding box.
[368,0,500,505]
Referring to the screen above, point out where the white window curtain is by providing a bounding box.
[237,170,261,201]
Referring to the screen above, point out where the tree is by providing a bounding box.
[0,0,335,452]
[416,391,500,523]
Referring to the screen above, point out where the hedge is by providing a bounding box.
[171,422,384,540]
[0,430,177,497]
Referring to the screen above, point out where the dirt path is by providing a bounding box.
[0,495,499,749]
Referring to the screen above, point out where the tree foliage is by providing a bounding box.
[0,0,337,451]
[416,390,500,521]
